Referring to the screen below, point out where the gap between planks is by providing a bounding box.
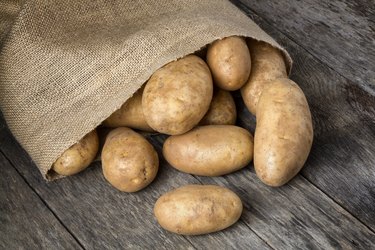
[0,143,199,250]
[1,1,373,247]
[149,135,273,249]
[233,0,375,98]
[299,170,375,235]
[233,0,375,230]
[149,136,375,249]
[234,0,375,91]
[0,148,86,250]
[1,119,374,248]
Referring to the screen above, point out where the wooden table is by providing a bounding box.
[1,0,374,249]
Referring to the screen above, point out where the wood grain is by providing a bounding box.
[193,172,375,249]
[235,0,375,89]
[1,1,375,248]
[150,136,272,250]
[0,128,269,249]
[235,1,375,231]
[0,151,81,249]
[1,123,374,249]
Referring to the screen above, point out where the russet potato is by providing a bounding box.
[103,86,154,132]
[207,36,251,91]
[163,125,253,176]
[241,40,287,115]
[52,129,99,176]
[154,185,243,235]
[102,127,159,192]
[142,55,213,135]
[200,89,237,126]
[254,78,313,186]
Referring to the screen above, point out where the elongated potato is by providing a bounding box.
[143,55,213,135]
[207,36,251,91]
[163,125,253,176]
[102,127,159,192]
[52,130,99,176]
[154,185,242,235]
[102,86,154,132]
[241,40,287,115]
[254,78,313,186]
[200,89,236,125]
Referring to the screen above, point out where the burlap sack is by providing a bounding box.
[0,0,292,180]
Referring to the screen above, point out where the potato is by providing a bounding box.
[254,78,313,187]
[142,55,213,135]
[154,185,242,235]
[101,127,159,192]
[52,130,99,176]
[163,125,253,176]
[206,36,251,91]
[102,86,154,132]
[199,89,237,125]
[241,40,287,115]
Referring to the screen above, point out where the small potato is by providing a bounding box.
[142,55,213,135]
[52,130,99,176]
[102,86,154,132]
[101,127,159,192]
[241,40,287,115]
[207,36,251,91]
[154,185,243,235]
[163,125,253,176]
[200,89,237,125]
[254,78,313,187]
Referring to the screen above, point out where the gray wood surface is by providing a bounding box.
[235,0,375,89]
[0,128,270,249]
[0,151,81,249]
[1,0,375,249]
[194,174,375,249]
[232,1,375,231]
[1,121,375,249]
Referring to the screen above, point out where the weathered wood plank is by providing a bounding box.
[0,1,374,248]
[147,136,375,249]
[235,1,375,230]
[0,126,270,249]
[149,136,272,250]
[2,121,374,249]
[193,172,375,249]
[304,119,375,226]
[234,0,375,89]
[0,151,82,249]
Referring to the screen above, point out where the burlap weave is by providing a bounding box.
[0,0,292,180]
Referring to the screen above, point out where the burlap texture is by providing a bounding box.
[0,0,292,180]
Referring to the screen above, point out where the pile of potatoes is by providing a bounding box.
[51,36,313,235]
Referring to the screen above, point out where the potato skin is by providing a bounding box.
[241,40,287,115]
[163,125,253,176]
[200,89,237,125]
[142,55,213,135]
[207,36,251,91]
[101,127,159,192]
[154,185,243,235]
[52,130,99,176]
[254,78,313,186]
[102,86,154,132]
